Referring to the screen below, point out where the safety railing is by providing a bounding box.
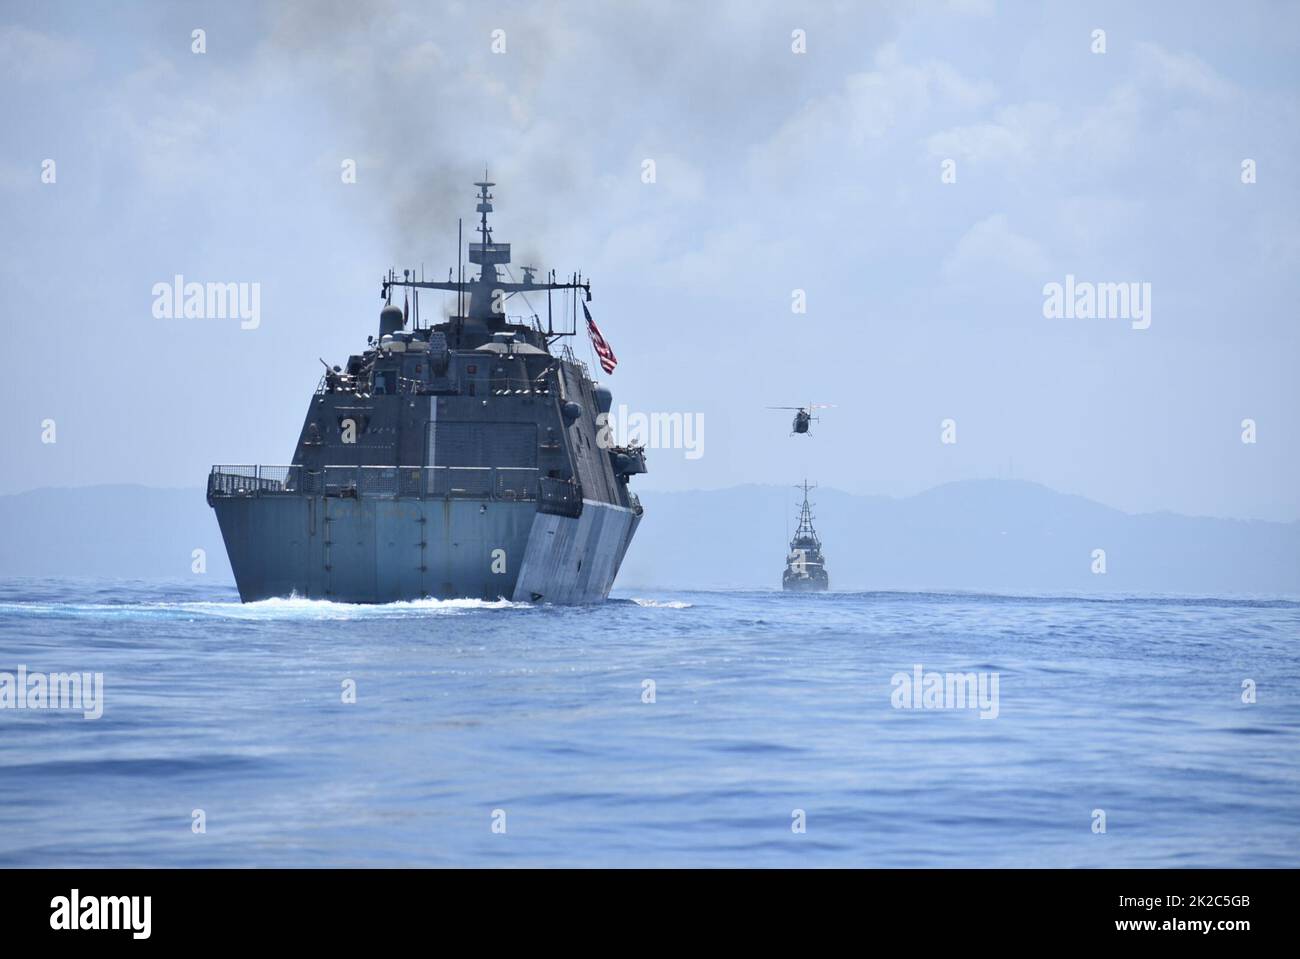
[207,465,547,503]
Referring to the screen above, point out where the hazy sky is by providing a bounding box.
[2,0,1297,520]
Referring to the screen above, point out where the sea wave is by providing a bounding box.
[0,594,532,621]
[1,576,1297,868]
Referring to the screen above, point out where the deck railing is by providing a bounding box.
[207,465,557,504]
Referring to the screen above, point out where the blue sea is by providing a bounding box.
[0,580,1297,868]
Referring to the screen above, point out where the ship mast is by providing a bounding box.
[380,174,591,348]
[791,480,821,549]
[471,175,505,286]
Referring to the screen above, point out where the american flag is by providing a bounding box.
[583,302,617,375]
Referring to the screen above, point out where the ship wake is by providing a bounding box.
[0,594,533,622]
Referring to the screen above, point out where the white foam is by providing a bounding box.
[0,594,532,621]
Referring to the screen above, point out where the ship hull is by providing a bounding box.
[212,495,640,604]
[782,571,829,592]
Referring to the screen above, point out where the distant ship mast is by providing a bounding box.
[791,480,821,550]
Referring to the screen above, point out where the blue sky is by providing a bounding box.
[2,0,1297,520]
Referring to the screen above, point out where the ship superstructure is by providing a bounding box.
[208,179,646,603]
[782,481,829,592]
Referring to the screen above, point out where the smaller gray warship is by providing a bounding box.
[782,481,829,592]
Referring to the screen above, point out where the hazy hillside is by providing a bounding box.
[1,481,1296,596]
[0,485,232,583]
[618,480,1300,596]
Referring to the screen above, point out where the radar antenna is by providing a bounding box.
[379,174,592,348]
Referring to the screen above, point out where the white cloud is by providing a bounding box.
[393,39,444,77]
[1134,40,1236,102]
[925,40,1237,183]
[749,44,996,181]
[942,213,1051,279]
[925,82,1146,178]
[943,0,996,16]
[926,102,1060,164]
[103,61,227,187]
[0,25,90,83]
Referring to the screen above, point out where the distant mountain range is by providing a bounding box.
[620,480,1300,596]
[0,485,231,584]
[0,481,1296,596]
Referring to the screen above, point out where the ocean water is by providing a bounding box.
[0,579,1297,868]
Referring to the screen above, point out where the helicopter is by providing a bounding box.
[767,403,835,436]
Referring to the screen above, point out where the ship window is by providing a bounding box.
[374,372,392,395]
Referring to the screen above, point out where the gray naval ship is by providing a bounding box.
[208,179,646,603]
[782,481,829,592]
